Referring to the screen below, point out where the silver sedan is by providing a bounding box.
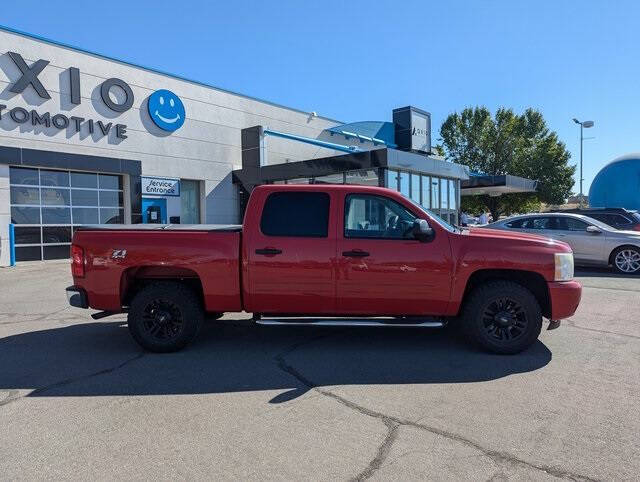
[486,212,640,274]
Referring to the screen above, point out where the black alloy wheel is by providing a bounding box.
[128,282,204,352]
[462,280,542,354]
[481,296,529,343]
[141,299,185,341]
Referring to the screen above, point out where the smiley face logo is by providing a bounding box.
[148,89,185,131]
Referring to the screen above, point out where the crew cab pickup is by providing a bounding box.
[67,184,582,354]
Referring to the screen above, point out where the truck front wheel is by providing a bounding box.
[462,281,542,355]
[128,282,204,353]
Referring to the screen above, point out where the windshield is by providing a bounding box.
[405,197,459,233]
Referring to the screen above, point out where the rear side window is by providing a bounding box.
[557,217,589,231]
[505,219,525,228]
[600,214,630,226]
[520,217,556,230]
[260,192,330,237]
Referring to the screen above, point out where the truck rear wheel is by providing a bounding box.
[128,282,203,353]
[461,281,542,355]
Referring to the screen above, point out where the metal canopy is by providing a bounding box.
[461,174,538,196]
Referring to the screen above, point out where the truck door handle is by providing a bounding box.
[255,248,282,256]
[342,250,370,258]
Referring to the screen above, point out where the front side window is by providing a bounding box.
[260,192,330,237]
[345,194,417,239]
[557,217,589,231]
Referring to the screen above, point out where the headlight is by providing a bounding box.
[554,253,574,281]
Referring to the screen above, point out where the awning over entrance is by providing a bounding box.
[461,174,537,196]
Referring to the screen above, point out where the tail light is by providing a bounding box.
[71,245,85,278]
[633,224,640,232]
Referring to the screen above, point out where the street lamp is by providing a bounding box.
[573,118,594,200]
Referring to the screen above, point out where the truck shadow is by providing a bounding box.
[0,319,552,403]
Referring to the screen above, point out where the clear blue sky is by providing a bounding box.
[3,0,639,193]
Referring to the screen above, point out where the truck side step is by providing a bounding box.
[256,317,444,328]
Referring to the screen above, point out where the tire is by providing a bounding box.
[611,246,640,275]
[461,281,542,355]
[128,282,204,353]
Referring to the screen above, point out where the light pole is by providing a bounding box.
[572,118,594,199]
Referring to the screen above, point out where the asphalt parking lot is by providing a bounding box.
[1,262,638,480]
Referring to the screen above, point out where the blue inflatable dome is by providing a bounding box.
[589,153,640,210]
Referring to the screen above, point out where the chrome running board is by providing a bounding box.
[256,317,444,328]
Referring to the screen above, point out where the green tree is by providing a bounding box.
[440,106,575,220]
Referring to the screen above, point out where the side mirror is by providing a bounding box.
[412,219,434,242]
[586,225,602,234]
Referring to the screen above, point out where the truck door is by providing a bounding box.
[553,216,605,263]
[336,192,452,315]
[245,190,337,314]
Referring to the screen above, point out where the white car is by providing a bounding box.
[486,212,640,274]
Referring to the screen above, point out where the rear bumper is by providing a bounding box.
[547,280,582,320]
[66,286,88,309]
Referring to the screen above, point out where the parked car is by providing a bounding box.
[550,208,640,231]
[486,212,640,274]
[66,184,581,355]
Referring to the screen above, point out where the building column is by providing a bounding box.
[0,165,11,267]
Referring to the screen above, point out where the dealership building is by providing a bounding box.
[2,26,532,266]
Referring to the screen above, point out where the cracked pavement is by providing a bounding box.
[1,262,639,480]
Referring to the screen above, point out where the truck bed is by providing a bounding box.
[71,227,242,313]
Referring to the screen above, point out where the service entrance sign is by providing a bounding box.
[141,176,180,196]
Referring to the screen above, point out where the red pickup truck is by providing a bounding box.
[66,184,581,354]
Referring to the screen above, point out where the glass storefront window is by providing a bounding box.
[40,170,69,187]
[9,166,124,261]
[10,186,39,205]
[9,167,39,185]
[399,172,410,198]
[100,208,124,224]
[345,170,379,186]
[441,178,449,210]
[313,173,344,184]
[421,175,431,209]
[181,179,201,224]
[41,188,70,206]
[449,179,457,210]
[71,189,99,206]
[11,206,40,224]
[99,190,123,207]
[98,174,122,190]
[410,173,421,203]
[431,177,440,210]
[385,169,399,191]
[42,207,71,224]
[14,226,41,244]
[72,208,99,224]
[71,172,98,188]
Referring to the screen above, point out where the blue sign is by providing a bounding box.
[148,89,185,131]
